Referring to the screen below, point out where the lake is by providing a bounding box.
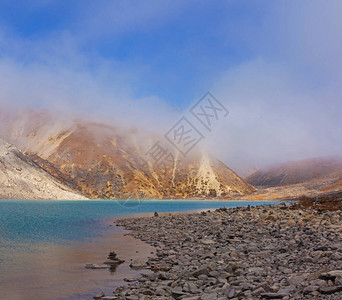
[0,200,280,299]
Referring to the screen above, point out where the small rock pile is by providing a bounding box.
[104,251,125,272]
[98,204,342,299]
[87,251,124,272]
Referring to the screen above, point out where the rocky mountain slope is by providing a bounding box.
[246,157,342,189]
[239,158,342,202]
[0,109,255,199]
[0,138,87,200]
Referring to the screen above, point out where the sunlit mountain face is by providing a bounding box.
[0,108,255,199]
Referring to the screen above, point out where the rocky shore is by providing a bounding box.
[99,204,342,299]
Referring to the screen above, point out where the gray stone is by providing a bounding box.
[252,287,265,296]
[141,289,154,295]
[288,275,306,286]
[277,285,295,295]
[155,287,169,296]
[319,270,342,280]
[172,287,188,296]
[303,286,319,295]
[183,282,200,294]
[126,296,139,300]
[319,286,342,294]
[209,271,220,278]
[93,291,105,299]
[85,263,108,269]
[201,292,218,300]
[260,292,289,299]
[256,282,270,292]
[310,279,328,287]
[192,267,210,278]
[248,267,264,273]
[129,259,147,269]
[198,274,208,281]
[224,287,236,298]
[202,239,216,245]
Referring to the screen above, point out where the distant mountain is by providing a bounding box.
[0,108,255,199]
[246,157,342,191]
[0,138,87,200]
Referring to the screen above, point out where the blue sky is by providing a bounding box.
[0,1,273,106]
[0,1,341,171]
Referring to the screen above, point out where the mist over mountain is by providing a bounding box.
[0,108,255,199]
[246,157,342,193]
[1,2,342,176]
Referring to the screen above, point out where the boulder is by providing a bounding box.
[129,259,147,269]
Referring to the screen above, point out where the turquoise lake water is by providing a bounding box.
[0,200,280,246]
[0,200,281,299]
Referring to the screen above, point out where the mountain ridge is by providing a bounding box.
[246,157,342,195]
[0,108,255,199]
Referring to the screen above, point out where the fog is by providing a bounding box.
[0,1,341,176]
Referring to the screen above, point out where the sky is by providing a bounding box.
[0,0,341,174]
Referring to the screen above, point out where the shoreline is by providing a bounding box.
[96,203,342,299]
[0,199,284,299]
[0,198,290,202]
[112,200,284,221]
[0,218,156,300]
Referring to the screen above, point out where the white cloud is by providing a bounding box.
[1,0,342,176]
[0,25,177,132]
[205,0,342,174]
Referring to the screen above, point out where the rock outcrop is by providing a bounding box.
[0,138,87,200]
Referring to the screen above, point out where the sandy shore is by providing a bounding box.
[94,204,342,299]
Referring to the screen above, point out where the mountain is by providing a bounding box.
[0,108,255,199]
[246,157,342,191]
[0,138,87,200]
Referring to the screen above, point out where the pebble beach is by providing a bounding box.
[95,204,342,299]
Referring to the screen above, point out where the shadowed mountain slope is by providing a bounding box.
[246,157,342,192]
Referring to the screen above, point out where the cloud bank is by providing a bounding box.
[0,1,341,175]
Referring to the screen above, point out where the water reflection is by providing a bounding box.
[0,223,154,300]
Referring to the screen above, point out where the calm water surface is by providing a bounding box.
[0,200,280,299]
